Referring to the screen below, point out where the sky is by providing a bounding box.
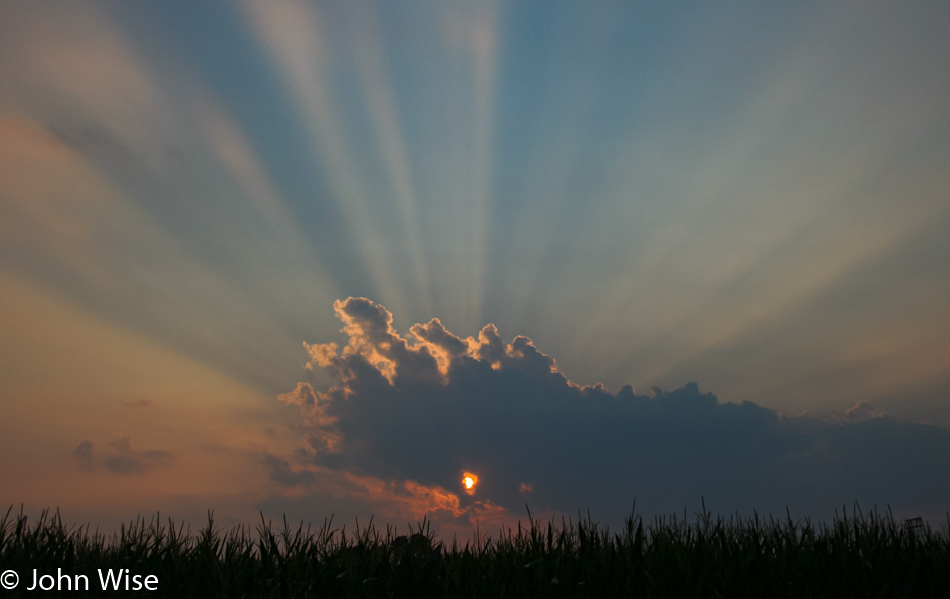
[2,0,949,537]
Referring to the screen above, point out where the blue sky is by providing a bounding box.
[2,0,949,533]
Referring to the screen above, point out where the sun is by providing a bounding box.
[461,471,478,495]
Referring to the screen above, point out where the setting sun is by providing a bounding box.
[461,472,478,495]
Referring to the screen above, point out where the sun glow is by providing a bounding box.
[461,472,478,495]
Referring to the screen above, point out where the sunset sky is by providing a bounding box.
[2,0,949,536]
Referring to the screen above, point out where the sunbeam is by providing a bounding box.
[347,0,434,318]
[238,0,409,318]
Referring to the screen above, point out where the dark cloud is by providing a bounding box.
[276,298,950,526]
[262,453,316,488]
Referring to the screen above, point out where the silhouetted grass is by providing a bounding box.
[1,503,948,597]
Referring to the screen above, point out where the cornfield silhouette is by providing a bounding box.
[1,503,948,597]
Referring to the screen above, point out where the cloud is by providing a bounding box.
[839,400,886,422]
[262,453,316,488]
[104,437,174,475]
[71,440,94,471]
[275,298,950,528]
[72,437,174,475]
[123,399,153,408]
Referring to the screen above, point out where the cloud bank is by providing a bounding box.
[274,298,950,528]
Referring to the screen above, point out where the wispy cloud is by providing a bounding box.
[274,298,950,528]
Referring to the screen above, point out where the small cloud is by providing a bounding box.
[103,436,173,475]
[277,381,317,408]
[840,401,887,422]
[72,440,94,471]
[123,399,153,408]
